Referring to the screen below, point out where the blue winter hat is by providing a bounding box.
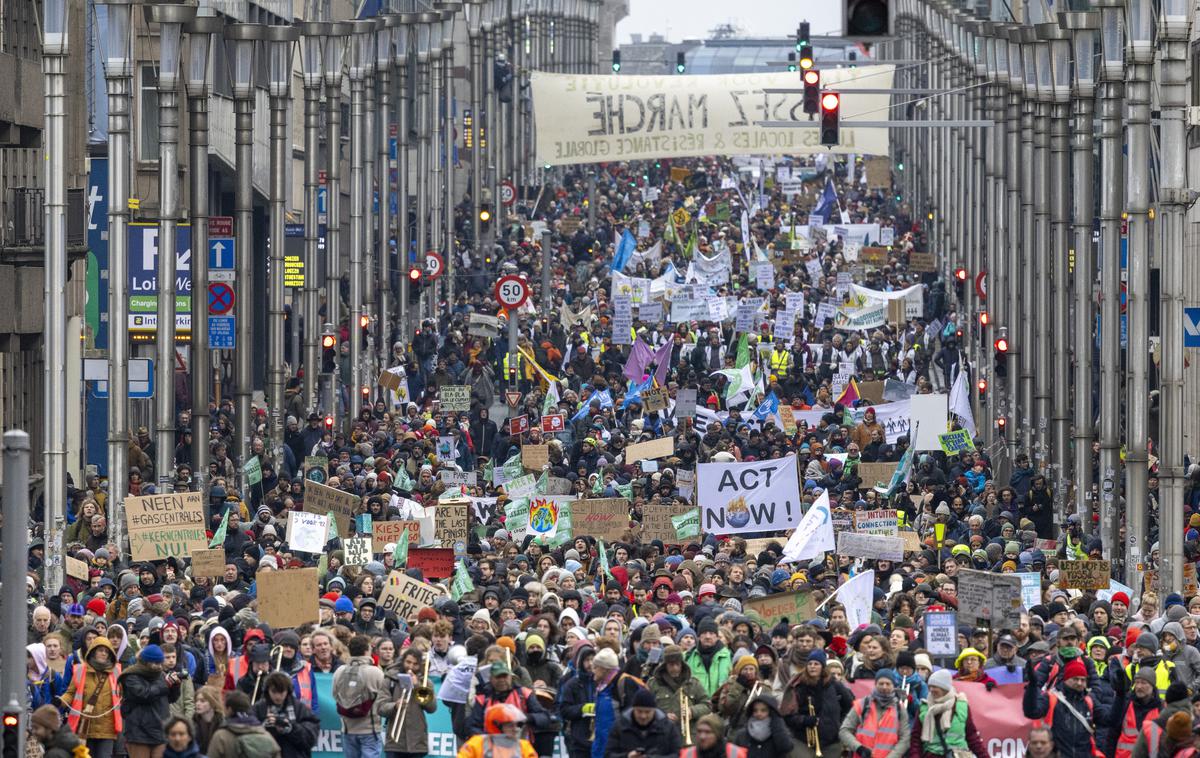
[139,644,165,664]
[1165,593,1185,609]
[771,569,791,586]
[808,649,828,665]
[875,668,902,686]
[334,596,355,613]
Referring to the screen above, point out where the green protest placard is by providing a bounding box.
[939,429,976,454]
[243,456,262,486]
[672,507,701,540]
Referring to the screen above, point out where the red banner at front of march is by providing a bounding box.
[848,678,1032,758]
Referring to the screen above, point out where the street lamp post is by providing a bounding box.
[1029,36,1052,468]
[42,0,71,590]
[1062,11,1099,534]
[1096,0,1125,563]
[414,13,437,324]
[985,25,1011,478]
[150,3,195,495]
[185,11,219,492]
[1014,28,1035,456]
[299,21,327,415]
[1125,0,1155,588]
[377,15,398,366]
[266,24,298,467]
[97,0,137,555]
[347,19,374,431]
[467,0,484,256]
[226,22,265,481]
[439,6,459,308]
[1156,0,1190,594]
[325,21,352,422]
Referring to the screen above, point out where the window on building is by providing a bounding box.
[139,65,160,161]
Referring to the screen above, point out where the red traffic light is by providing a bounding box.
[322,334,336,349]
[994,337,1009,353]
[361,385,371,396]
[2,713,18,727]
[323,415,335,430]
[955,268,968,281]
[820,92,840,111]
[979,311,990,326]
[997,416,1007,432]
[408,268,422,282]
[803,69,820,85]
[977,378,988,393]
[359,314,370,328]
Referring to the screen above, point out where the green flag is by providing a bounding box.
[616,482,633,500]
[502,453,524,481]
[542,382,560,417]
[317,552,329,581]
[209,510,229,548]
[592,473,605,495]
[393,528,410,567]
[451,559,475,601]
[535,470,549,495]
[483,459,495,483]
[597,539,612,580]
[395,465,413,492]
[672,507,701,540]
[735,334,751,369]
[243,456,262,486]
[325,511,338,541]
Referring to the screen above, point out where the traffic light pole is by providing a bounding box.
[397,20,412,345]
[2,430,30,750]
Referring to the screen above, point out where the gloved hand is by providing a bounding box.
[856,747,872,758]
[800,715,818,727]
[582,703,595,717]
[985,680,997,692]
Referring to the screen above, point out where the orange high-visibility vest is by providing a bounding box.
[854,698,902,758]
[295,663,314,707]
[1115,703,1159,758]
[680,746,747,758]
[230,655,250,681]
[65,664,123,734]
[1034,693,1103,758]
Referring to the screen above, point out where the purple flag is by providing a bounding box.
[622,340,655,383]
[650,340,674,387]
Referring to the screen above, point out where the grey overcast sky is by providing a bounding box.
[614,0,843,45]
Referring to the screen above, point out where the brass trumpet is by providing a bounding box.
[808,699,822,757]
[680,690,692,746]
[412,655,435,707]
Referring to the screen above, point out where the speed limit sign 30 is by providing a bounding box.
[494,275,529,309]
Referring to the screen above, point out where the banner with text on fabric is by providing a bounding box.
[531,68,895,165]
[697,454,802,535]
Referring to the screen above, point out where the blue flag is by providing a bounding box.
[752,391,779,422]
[814,177,838,223]
[611,229,637,272]
[622,376,654,410]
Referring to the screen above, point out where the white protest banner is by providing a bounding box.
[532,69,894,164]
[837,570,876,630]
[437,656,478,704]
[753,261,775,291]
[611,271,651,304]
[440,470,478,487]
[854,509,899,536]
[1018,572,1043,610]
[910,393,949,451]
[814,302,837,327]
[698,454,802,535]
[288,511,329,553]
[785,291,806,313]
[833,301,888,331]
[638,300,663,323]
[837,532,905,561]
[440,385,471,412]
[780,490,835,564]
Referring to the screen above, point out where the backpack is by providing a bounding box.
[234,729,279,758]
[333,660,377,719]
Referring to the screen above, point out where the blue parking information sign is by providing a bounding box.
[1186,308,1200,348]
[209,315,236,349]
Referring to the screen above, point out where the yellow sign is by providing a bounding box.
[671,209,691,228]
[284,255,305,287]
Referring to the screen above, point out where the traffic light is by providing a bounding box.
[819,92,840,146]
[494,57,514,103]
[3,709,20,758]
[845,0,892,38]
[978,310,990,327]
[954,267,967,301]
[996,416,1007,437]
[321,328,337,373]
[323,414,335,432]
[611,49,621,72]
[994,330,1009,378]
[479,203,492,236]
[799,44,814,70]
[802,69,821,115]
[408,267,423,304]
[359,314,370,329]
[676,52,686,74]
[977,377,988,398]
[797,21,810,50]
[787,52,798,72]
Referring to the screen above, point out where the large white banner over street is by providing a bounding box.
[698,454,802,535]
[531,68,895,165]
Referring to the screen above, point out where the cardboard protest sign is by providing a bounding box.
[572,499,631,541]
[303,456,329,484]
[373,520,420,553]
[624,437,674,462]
[779,406,798,436]
[257,568,319,629]
[522,444,550,472]
[1058,560,1111,591]
[541,414,566,433]
[190,547,227,578]
[440,385,471,412]
[857,381,886,403]
[378,570,443,619]
[744,591,814,631]
[544,477,574,495]
[408,548,456,578]
[640,504,695,544]
[66,555,89,581]
[439,470,477,488]
[838,532,905,561]
[377,370,404,392]
[123,493,207,561]
[303,480,359,537]
[908,251,937,272]
[855,462,897,489]
[344,537,371,565]
[900,531,923,554]
[675,389,697,418]
[957,568,1023,628]
[288,511,330,553]
[853,509,899,536]
[434,500,470,555]
[642,387,669,412]
[698,455,802,535]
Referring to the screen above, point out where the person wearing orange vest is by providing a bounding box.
[456,704,537,758]
[229,627,269,682]
[1129,683,1194,758]
[59,636,122,758]
[839,669,911,758]
[1133,711,1196,758]
[275,630,319,715]
[1105,666,1161,758]
[680,713,747,758]
[1023,657,1107,758]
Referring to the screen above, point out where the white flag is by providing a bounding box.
[836,569,876,630]
[949,369,977,438]
[780,490,836,564]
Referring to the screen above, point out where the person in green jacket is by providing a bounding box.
[647,646,712,741]
[683,618,732,698]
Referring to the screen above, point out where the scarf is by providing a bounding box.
[921,690,962,744]
[873,689,897,708]
[748,718,772,741]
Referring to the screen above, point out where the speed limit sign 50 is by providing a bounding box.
[495,275,529,309]
[425,251,445,279]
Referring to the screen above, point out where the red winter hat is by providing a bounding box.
[86,598,107,617]
[1062,658,1088,681]
[1111,591,1131,607]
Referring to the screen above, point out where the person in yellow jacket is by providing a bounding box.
[457,704,537,758]
[59,636,122,758]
